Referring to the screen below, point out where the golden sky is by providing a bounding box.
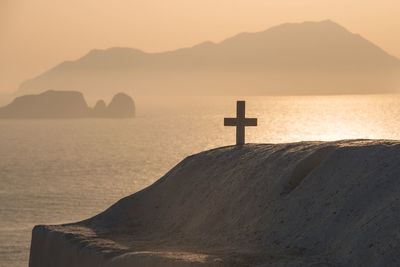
[1,0,400,93]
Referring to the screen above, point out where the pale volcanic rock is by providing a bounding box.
[29,140,400,266]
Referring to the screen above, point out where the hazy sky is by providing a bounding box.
[1,0,400,93]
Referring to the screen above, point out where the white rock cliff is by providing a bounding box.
[29,140,400,266]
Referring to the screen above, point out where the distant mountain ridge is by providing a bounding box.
[0,90,135,119]
[16,20,400,98]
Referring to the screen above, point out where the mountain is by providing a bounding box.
[0,90,135,119]
[16,20,400,98]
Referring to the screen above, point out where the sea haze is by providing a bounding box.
[2,95,400,266]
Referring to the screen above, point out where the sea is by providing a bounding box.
[2,95,400,267]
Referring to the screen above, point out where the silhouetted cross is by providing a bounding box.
[224,101,257,145]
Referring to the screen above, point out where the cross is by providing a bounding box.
[224,100,257,145]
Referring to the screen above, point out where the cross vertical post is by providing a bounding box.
[224,100,258,145]
[236,101,245,145]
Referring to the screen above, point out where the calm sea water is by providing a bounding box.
[2,95,400,267]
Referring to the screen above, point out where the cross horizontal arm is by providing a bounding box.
[224,118,238,126]
[244,118,257,126]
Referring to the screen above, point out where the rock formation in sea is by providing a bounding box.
[92,100,107,117]
[0,90,89,118]
[107,93,136,118]
[29,140,400,266]
[0,90,135,119]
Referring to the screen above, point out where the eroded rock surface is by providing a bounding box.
[30,140,400,266]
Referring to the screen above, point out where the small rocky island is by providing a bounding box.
[0,90,135,118]
[29,140,400,267]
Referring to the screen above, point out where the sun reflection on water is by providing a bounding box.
[243,95,400,143]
